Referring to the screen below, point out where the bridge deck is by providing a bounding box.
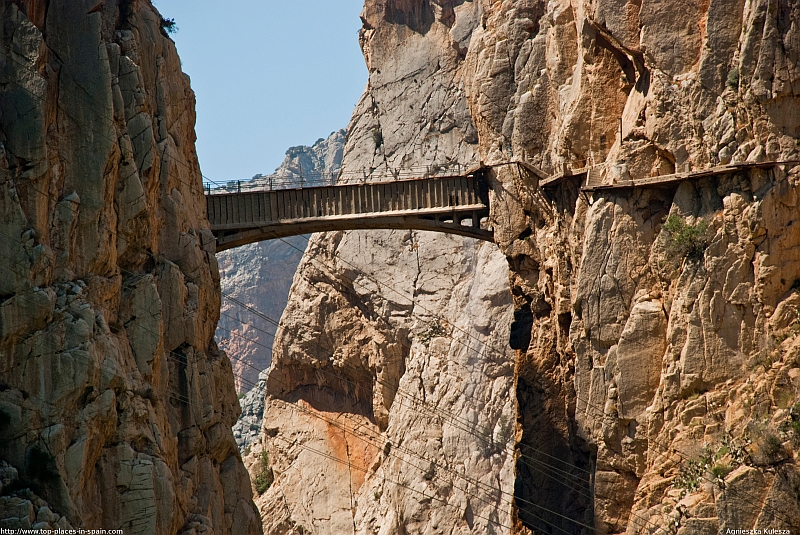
[207,174,491,251]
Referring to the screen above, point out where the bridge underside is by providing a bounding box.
[212,207,492,251]
[207,174,494,252]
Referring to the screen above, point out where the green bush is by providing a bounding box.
[675,457,705,496]
[417,318,447,346]
[726,67,739,90]
[763,433,784,457]
[253,450,274,495]
[710,462,732,481]
[662,214,710,260]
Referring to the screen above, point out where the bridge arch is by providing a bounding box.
[207,173,493,252]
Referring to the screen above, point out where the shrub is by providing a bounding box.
[28,446,60,483]
[0,408,11,430]
[675,458,705,496]
[791,420,800,435]
[726,67,739,90]
[253,450,274,495]
[763,433,784,457]
[710,462,732,481]
[372,128,383,148]
[417,318,447,346]
[662,214,710,260]
[160,17,178,35]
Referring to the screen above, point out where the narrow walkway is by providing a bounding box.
[581,160,798,192]
[207,159,798,252]
[207,173,492,252]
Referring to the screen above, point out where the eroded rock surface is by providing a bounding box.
[465,1,800,533]
[253,1,800,534]
[0,1,260,533]
[218,130,346,397]
[251,2,517,533]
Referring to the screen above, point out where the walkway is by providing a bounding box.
[206,159,798,252]
[579,160,797,192]
[207,173,491,252]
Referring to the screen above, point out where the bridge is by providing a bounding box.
[206,159,798,252]
[206,171,492,252]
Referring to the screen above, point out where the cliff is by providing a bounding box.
[251,2,519,533]
[0,1,260,534]
[252,1,800,534]
[468,1,800,532]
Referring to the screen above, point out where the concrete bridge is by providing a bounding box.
[206,172,492,252]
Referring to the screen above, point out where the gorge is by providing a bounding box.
[2,1,800,535]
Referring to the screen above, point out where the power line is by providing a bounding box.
[4,44,797,530]
[0,45,588,532]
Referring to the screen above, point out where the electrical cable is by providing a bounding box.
[3,48,798,530]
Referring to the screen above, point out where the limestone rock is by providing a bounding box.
[257,0,800,533]
[253,2,515,533]
[0,1,259,533]
[463,0,800,532]
[218,130,346,394]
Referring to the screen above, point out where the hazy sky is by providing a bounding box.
[154,0,368,183]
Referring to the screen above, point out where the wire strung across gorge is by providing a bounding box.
[253,236,799,529]
[269,235,598,470]
[104,273,594,535]
[0,56,596,531]
[3,54,519,456]
[0,146,608,528]
[4,50,797,530]
[0,61,581,503]
[218,285,598,494]
[0,262,505,525]
[216,325,597,507]
[216,295,598,504]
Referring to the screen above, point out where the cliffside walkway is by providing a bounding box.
[206,170,491,252]
[575,160,798,192]
[206,159,798,252]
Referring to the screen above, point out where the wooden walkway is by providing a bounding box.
[580,160,797,192]
[207,174,491,251]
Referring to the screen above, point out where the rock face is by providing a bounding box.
[225,131,346,453]
[217,130,346,396]
[0,1,260,534]
[251,2,518,533]
[464,0,800,533]
[253,0,800,534]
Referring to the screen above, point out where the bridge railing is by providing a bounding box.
[205,163,479,196]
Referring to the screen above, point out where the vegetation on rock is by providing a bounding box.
[662,214,710,260]
[253,451,274,495]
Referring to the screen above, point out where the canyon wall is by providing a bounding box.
[0,1,260,534]
[224,131,345,451]
[250,2,519,533]
[252,1,800,534]
[466,0,800,533]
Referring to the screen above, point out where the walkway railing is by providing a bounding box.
[206,163,477,196]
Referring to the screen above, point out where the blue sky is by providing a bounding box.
[154,0,368,183]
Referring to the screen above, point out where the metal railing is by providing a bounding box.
[205,163,478,196]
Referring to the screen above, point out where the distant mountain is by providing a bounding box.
[218,130,346,451]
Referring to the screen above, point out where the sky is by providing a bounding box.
[154,0,368,183]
